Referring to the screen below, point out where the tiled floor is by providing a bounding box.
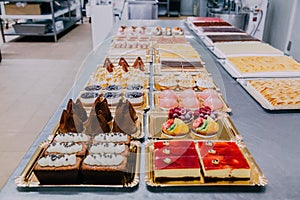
[0,23,93,190]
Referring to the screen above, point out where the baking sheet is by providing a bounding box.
[15,141,141,188]
[147,112,240,141]
[237,78,300,110]
[145,140,267,187]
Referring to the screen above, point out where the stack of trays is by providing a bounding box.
[15,22,267,189]
[186,16,300,111]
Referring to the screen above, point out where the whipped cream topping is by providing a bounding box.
[94,132,128,143]
[37,154,76,167]
[47,142,82,154]
[55,133,89,143]
[90,143,126,154]
[84,153,124,166]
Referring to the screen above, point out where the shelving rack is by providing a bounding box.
[0,0,82,42]
[157,0,180,17]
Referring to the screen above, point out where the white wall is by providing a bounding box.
[264,0,300,60]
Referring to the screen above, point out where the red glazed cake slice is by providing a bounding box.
[197,141,251,179]
[153,141,201,179]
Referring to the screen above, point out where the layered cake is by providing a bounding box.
[81,153,128,184]
[34,154,82,184]
[201,27,244,34]
[206,34,260,43]
[197,141,251,179]
[44,141,87,157]
[193,21,231,27]
[153,140,201,180]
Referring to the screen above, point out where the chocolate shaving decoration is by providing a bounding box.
[118,57,129,72]
[132,57,145,71]
[112,99,137,135]
[66,99,88,122]
[104,57,114,72]
[59,110,84,133]
[94,96,113,122]
[85,107,111,134]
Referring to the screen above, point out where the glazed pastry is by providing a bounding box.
[103,57,114,72]
[132,57,145,71]
[118,57,129,72]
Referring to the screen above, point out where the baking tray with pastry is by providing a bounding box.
[145,139,267,187]
[152,89,231,113]
[147,111,241,141]
[210,42,284,59]
[219,55,300,78]
[237,78,300,110]
[15,139,141,188]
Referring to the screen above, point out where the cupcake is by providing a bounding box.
[84,85,102,94]
[103,92,122,105]
[105,84,122,93]
[126,83,143,91]
[79,91,100,107]
[124,91,144,106]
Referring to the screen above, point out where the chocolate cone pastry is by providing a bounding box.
[85,107,111,134]
[118,57,129,72]
[94,96,113,122]
[112,99,138,135]
[132,57,145,71]
[103,57,114,72]
[66,99,88,122]
[59,110,84,133]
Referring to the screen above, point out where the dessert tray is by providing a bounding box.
[15,141,141,188]
[145,140,267,187]
[218,55,300,78]
[147,112,241,141]
[154,72,217,91]
[153,91,232,113]
[237,78,300,110]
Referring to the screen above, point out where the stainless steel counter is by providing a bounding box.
[1,20,299,200]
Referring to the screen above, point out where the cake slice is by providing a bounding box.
[66,99,88,123]
[34,154,81,184]
[85,107,111,134]
[153,141,201,180]
[44,141,87,157]
[94,97,113,123]
[81,153,128,184]
[118,57,129,72]
[197,141,251,179]
[58,110,84,133]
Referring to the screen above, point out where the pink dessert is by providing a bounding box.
[159,90,178,100]
[159,98,179,110]
[199,89,219,99]
[204,96,223,110]
[178,89,197,100]
[181,97,200,110]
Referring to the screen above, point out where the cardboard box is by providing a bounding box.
[4,3,41,15]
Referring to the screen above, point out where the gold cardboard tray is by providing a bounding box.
[15,141,141,188]
[154,72,218,91]
[237,78,300,110]
[145,140,267,187]
[147,112,241,141]
[153,91,232,113]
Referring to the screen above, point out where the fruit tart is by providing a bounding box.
[192,116,219,138]
[161,118,189,138]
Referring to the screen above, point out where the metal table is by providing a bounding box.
[1,20,299,200]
